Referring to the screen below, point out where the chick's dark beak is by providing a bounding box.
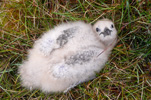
[99,27,112,37]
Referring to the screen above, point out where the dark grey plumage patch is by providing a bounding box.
[56,33,70,46]
[65,50,94,65]
[57,27,78,46]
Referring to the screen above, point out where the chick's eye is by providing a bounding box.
[111,24,114,28]
[96,28,101,32]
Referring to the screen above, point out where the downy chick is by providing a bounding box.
[19,19,117,93]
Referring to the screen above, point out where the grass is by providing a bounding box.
[0,0,151,99]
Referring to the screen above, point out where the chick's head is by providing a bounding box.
[93,19,117,45]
